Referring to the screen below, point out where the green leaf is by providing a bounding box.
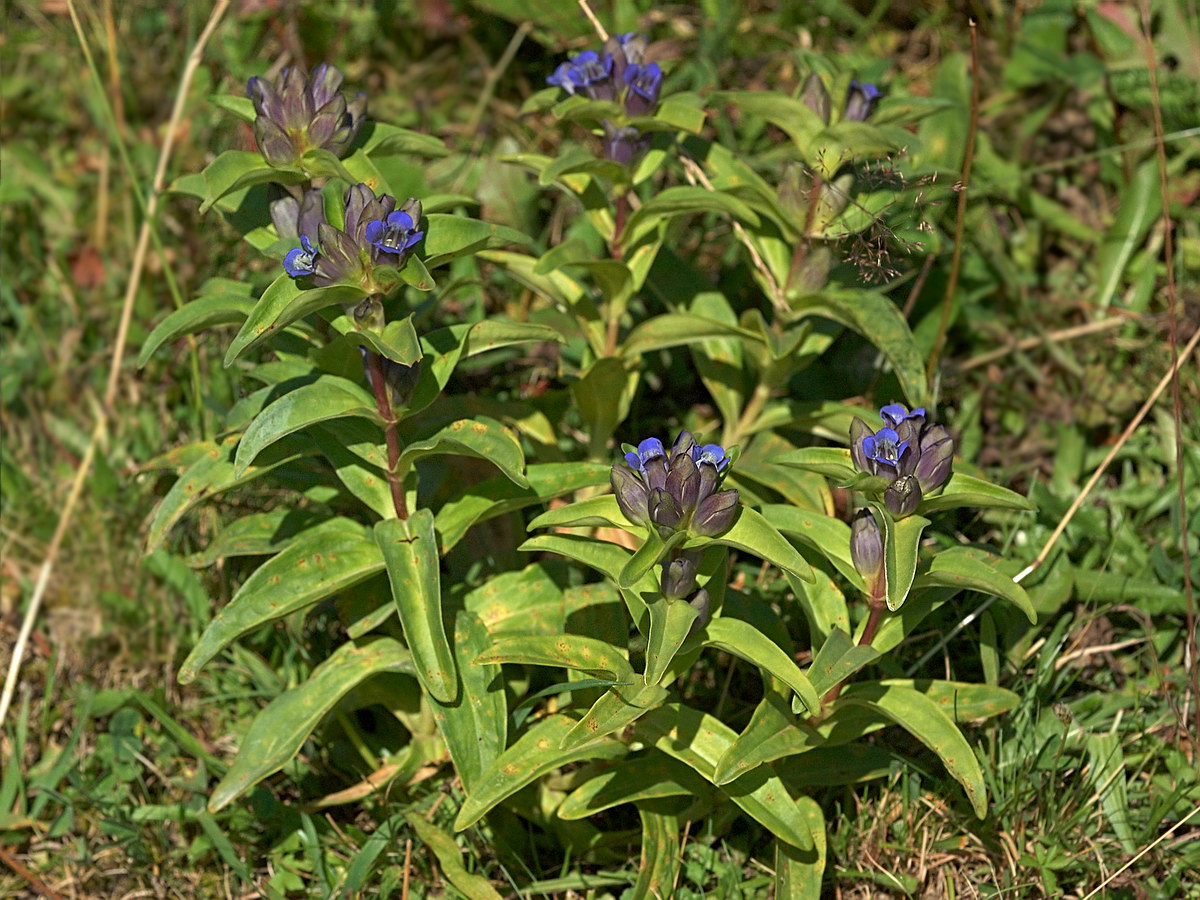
[787,572,850,648]
[685,506,814,583]
[704,618,820,715]
[561,682,670,750]
[234,376,381,475]
[519,533,632,586]
[806,629,880,697]
[185,510,334,568]
[453,715,627,831]
[775,798,827,900]
[713,687,822,785]
[209,94,255,123]
[1085,733,1136,853]
[437,462,610,554]
[713,91,825,155]
[511,678,628,731]
[362,122,450,157]
[405,813,504,900]
[559,752,712,820]
[790,290,929,408]
[630,802,684,900]
[760,505,861,590]
[527,494,631,532]
[877,512,930,612]
[310,425,392,519]
[208,638,413,812]
[835,682,989,818]
[621,186,760,249]
[622,313,767,357]
[619,530,685,590]
[918,473,1035,514]
[428,610,507,795]
[1094,160,1160,310]
[334,316,422,366]
[178,526,383,683]
[375,511,457,703]
[138,293,253,367]
[634,704,815,850]
[422,214,531,268]
[199,150,304,213]
[914,546,1036,624]
[224,274,368,366]
[770,447,857,484]
[644,599,700,686]
[571,356,638,454]
[473,634,634,682]
[397,416,528,488]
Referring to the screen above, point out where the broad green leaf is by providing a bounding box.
[621,186,759,248]
[619,530,685,590]
[331,315,422,366]
[225,274,368,365]
[775,798,827,900]
[422,214,530,268]
[761,505,862,590]
[684,506,814,583]
[1094,160,1160,310]
[704,617,820,715]
[914,546,1036,624]
[806,629,880,697]
[209,94,255,122]
[713,91,825,155]
[310,426,392,519]
[527,494,631,532]
[559,752,712,820]
[199,150,304,212]
[635,704,814,850]
[835,682,989,817]
[510,678,629,731]
[234,376,381,475]
[623,313,767,357]
[375,511,457,703]
[473,634,633,682]
[178,527,382,683]
[405,813,503,900]
[876,512,930,612]
[561,682,670,750]
[138,293,253,367]
[208,638,413,812]
[429,610,507,794]
[462,563,569,639]
[571,356,638,455]
[437,462,610,554]
[453,715,627,830]
[918,473,1035,514]
[644,599,700,686]
[713,688,822,785]
[362,122,450,158]
[771,447,857,483]
[630,801,684,900]
[1085,733,1136,853]
[790,290,929,408]
[519,533,632,585]
[397,416,527,488]
[185,510,336,568]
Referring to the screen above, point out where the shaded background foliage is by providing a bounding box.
[2,0,1198,898]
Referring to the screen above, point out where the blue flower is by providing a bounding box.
[692,442,729,471]
[283,234,318,277]
[879,403,926,428]
[623,62,663,116]
[546,50,614,99]
[624,437,666,473]
[365,209,424,256]
[845,79,881,122]
[861,427,909,470]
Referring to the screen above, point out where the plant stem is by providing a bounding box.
[726,380,772,447]
[821,598,886,708]
[365,350,409,520]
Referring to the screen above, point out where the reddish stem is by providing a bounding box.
[365,350,408,520]
[820,598,886,708]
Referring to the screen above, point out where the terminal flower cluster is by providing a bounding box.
[850,403,954,518]
[248,64,366,167]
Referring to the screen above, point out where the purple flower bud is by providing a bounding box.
[692,489,739,537]
[850,509,884,595]
[602,123,644,166]
[650,488,685,534]
[879,403,926,429]
[661,555,698,600]
[269,186,301,244]
[914,425,954,494]
[312,222,365,288]
[246,64,366,167]
[666,452,701,515]
[884,475,922,518]
[625,437,666,473]
[800,72,831,124]
[611,464,650,526]
[687,587,711,637]
[850,417,874,474]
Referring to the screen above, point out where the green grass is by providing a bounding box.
[2,0,1198,897]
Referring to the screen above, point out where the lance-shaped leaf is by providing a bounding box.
[644,599,700,686]
[918,472,1036,515]
[474,634,633,682]
[914,546,1036,624]
[178,525,383,683]
[225,274,368,366]
[234,376,381,475]
[428,610,507,795]
[208,638,414,812]
[622,313,767,357]
[199,150,305,212]
[422,214,531,268]
[775,798,826,900]
[453,715,627,831]
[362,121,450,157]
[770,447,857,483]
[519,534,632,585]
[873,510,930,612]
[630,800,685,900]
[761,505,862,591]
[397,416,528,488]
[703,617,820,715]
[405,812,504,900]
[806,628,880,697]
[683,506,814,583]
[310,427,392,519]
[558,752,713,820]
[620,186,760,249]
[528,494,633,532]
[375,511,457,703]
[619,530,686,590]
[714,687,822,785]
[209,94,255,122]
[185,509,334,568]
[138,292,254,367]
[834,682,990,818]
[561,682,671,750]
[437,462,610,554]
[713,91,826,155]
[634,704,814,850]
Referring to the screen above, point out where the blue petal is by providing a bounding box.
[387,210,414,230]
[879,403,909,426]
[637,437,665,463]
[364,219,384,244]
[624,450,641,470]
[283,246,315,277]
[402,230,424,250]
[695,443,728,469]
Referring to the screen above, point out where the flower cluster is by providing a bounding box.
[248,64,366,168]
[799,73,882,125]
[850,404,954,518]
[611,431,739,539]
[547,33,664,166]
[274,183,423,289]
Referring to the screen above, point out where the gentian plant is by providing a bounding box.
[139,22,1037,896]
